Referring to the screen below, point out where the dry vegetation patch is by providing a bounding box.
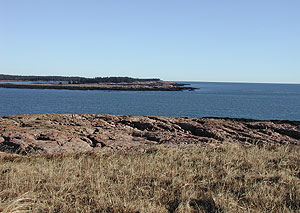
[0,143,300,212]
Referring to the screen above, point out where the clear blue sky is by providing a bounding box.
[0,0,299,83]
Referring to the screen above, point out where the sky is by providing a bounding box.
[0,0,299,83]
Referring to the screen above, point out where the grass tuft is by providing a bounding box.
[1,143,300,212]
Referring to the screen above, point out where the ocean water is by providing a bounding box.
[0,82,299,121]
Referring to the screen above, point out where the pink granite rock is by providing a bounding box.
[0,114,299,155]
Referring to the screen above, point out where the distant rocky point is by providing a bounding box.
[0,74,196,91]
[0,114,299,155]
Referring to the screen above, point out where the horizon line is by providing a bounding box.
[1,73,299,85]
[170,80,300,85]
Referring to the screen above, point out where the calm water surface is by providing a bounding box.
[0,82,299,121]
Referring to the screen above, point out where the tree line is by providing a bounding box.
[0,74,161,84]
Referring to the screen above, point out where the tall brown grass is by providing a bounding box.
[1,143,300,212]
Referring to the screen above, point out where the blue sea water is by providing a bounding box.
[0,82,299,121]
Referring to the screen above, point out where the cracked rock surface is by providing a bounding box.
[0,114,299,155]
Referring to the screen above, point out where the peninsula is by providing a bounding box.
[0,74,196,91]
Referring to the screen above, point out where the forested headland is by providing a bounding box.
[0,74,161,84]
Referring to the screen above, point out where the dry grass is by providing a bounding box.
[1,143,300,212]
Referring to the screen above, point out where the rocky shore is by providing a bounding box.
[0,114,299,155]
[0,81,196,91]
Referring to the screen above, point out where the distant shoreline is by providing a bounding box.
[0,82,197,91]
[0,74,197,91]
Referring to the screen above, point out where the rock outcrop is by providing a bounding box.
[0,81,196,91]
[0,114,299,155]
